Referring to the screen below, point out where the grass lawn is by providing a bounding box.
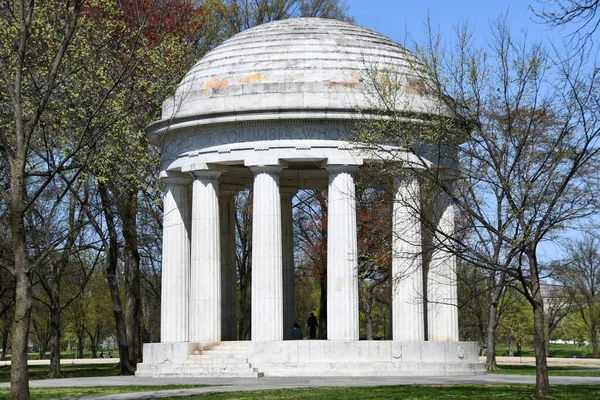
[488,365,600,377]
[2,349,120,361]
[0,363,120,383]
[495,343,595,358]
[163,385,600,399]
[1,385,597,400]
[0,385,206,400]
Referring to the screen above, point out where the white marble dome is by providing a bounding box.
[155,18,441,130]
[150,18,453,172]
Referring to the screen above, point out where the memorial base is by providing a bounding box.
[136,341,486,378]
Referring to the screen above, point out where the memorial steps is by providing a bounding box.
[136,342,264,378]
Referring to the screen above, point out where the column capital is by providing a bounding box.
[249,165,284,175]
[190,170,222,180]
[324,164,359,175]
[181,163,225,179]
[159,171,192,185]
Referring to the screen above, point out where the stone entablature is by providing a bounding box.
[157,120,455,173]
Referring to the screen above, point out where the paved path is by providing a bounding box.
[483,356,600,368]
[2,375,600,400]
[3,356,600,368]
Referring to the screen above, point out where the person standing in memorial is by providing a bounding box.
[307,312,318,339]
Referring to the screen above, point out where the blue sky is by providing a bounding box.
[347,0,566,49]
[347,1,591,262]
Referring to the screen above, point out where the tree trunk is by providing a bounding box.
[118,190,142,366]
[11,268,31,400]
[238,272,251,340]
[318,272,327,339]
[1,329,8,360]
[77,332,85,359]
[86,324,101,359]
[485,302,499,370]
[99,183,132,374]
[48,288,62,378]
[363,282,375,340]
[591,328,598,358]
[530,264,551,398]
[106,256,132,373]
[10,166,32,400]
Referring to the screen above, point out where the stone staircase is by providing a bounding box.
[186,342,263,377]
[136,342,263,378]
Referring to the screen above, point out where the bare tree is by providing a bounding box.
[534,0,600,47]
[355,14,600,398]
[294,190,329,338]
[203,0,353,41]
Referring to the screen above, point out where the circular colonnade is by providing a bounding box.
[136,17,484,377]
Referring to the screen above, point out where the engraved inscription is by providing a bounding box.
[190,124,349,148]
[162,123,352,165]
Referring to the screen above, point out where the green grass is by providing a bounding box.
[488,365,600,377]
[0,363,120,383]
[2,349,120,361]
[16,385,594,400]
[495,343,595,358]
[0,385,206,400]
[172,385,600,399]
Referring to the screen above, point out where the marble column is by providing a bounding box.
[189,170,222,342]
[160,173,192,342]
[427,184,459,341]
[250,166,284,341]
[220,190,238,341]
[326,165,359,341]
[281,188,297,339]
[391,174,425,341]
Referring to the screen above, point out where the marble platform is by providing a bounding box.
[136,341,486,378]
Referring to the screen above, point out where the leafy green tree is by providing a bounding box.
[0,1,124,396]
[497,289,534,357]
[31,179,100,377]
[0,0,205,395]
[64,269,116,358]
[552,310,589,346]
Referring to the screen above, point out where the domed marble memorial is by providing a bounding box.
[136,17,484,378]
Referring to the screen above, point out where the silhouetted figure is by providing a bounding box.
[307,312,318,339]
[100,351,105,359]
[292,322,303,340]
